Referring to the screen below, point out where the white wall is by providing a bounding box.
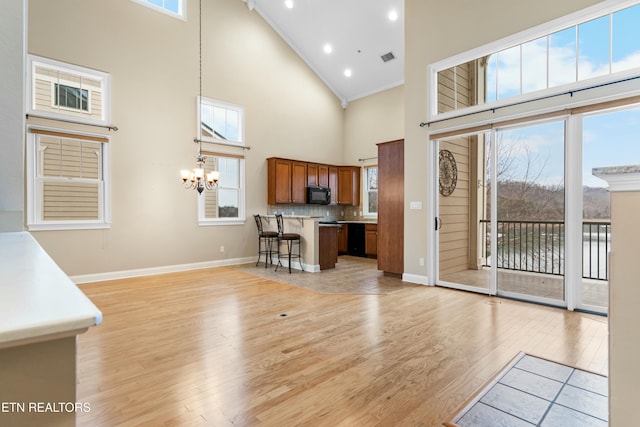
[27,0,345,276]
[0,0,25,232]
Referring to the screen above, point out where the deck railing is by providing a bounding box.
[479,219,610,281]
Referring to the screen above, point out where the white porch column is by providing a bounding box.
[592,165,640,426]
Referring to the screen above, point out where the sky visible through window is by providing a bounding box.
[146,0,180,15]
[493,106,640,191]
[486,4,640,190]
[486,4,640,102]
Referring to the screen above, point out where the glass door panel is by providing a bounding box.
[437,132,492,292]
[495,121,566,304]
[580,106,640,311]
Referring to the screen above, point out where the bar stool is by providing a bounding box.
[253,214,279,268]
[275,213,302,273]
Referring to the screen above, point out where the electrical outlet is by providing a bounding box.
[220,246,225,253]
[419,257,424,266]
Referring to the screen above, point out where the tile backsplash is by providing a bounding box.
[266,204,366,221]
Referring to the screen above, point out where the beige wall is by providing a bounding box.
[343,85,404,166]
[27,0,345,276]
[403,0,603,279]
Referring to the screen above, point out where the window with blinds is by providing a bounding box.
[27,128,110,230]
[195,95,246,226]
[201,154,243,221]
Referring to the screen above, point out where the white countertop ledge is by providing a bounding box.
[0,232,102,349]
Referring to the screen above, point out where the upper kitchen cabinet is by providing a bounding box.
[291,161,307,203]
[337,166,360,206]
[307,163,319,186]
[267,158,358,206]
[329,166,338,205]
[318,165,329,187]
[267,158,307,204]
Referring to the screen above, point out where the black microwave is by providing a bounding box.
[307,186,331,205]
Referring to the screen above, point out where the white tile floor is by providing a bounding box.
[454,353,608,427]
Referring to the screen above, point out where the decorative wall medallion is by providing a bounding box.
[439,149,457,196]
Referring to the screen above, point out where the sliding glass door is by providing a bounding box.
[577,105,640,312]
[434,108,638,314]
[494,121,566,305]
[437,133,492,293]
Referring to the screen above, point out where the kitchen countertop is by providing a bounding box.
[319,220,377,225]
[0,232,102,349]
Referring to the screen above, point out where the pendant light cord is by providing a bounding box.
[198,0,203,155]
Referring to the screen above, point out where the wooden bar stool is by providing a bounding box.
[253,215,278,268]
[275,213,302,273]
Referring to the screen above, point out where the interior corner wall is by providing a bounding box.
[343,85,404,166]
[27,0,344,277]
[403,0,603,279]
[0,0,25,232]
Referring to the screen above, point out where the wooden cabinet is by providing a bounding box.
[329,166,338,205]
[267,158,307,204]
[337,166,360,206]
[365,224,378,257]
[377,140,404,276]
[307,163,319,186]
[268,158,292,204]
[291,161,307,204]
[319,226,338,270]
[267,158,358,206]
[337,223,348,254]
[318,165,329,187]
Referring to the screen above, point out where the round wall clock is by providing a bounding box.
[439,149,457,197]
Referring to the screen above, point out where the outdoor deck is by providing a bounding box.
[440,268,608,308]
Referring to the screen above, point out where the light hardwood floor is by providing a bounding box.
[76,263,608,426]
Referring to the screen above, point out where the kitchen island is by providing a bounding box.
[0,232,102,426]
[260,216,376,271]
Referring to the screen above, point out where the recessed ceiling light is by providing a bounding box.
[388,10,398,21]
[323,44,333,54]
[284,0,294,9]
[344,69,352,78]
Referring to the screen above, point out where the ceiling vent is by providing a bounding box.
[381,52,395,63]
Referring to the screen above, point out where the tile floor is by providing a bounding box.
[454,353,608,427]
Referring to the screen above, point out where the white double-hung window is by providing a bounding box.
[27,128,110,230]
[197,96,245,225]
[26,55,111,230]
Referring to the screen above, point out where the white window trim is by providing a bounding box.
[197,96,245,146]
[197,155,246,226]
[362,165,378,218]
[130,0,186,20]
[26,125,112,231]
[195,96,246,225]
[428,0,640,122]
[26,55,110,126]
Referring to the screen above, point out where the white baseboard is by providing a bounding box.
[402,273,431,285]
[71,256,255,284]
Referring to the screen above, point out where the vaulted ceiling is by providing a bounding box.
[245,0,404,107]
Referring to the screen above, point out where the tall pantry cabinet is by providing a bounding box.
[377,139,404,276]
